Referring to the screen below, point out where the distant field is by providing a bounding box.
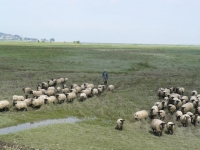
[0,42,200,150]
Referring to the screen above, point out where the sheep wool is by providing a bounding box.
[13,101,27,111]
[151,119,166,136]
[108,85,115,92]
[180,114,191,127]
[175,111,183,121]
[0,100,10,111]
[157,110,166,121]
[134,110,148,121]
[166,122,175,135]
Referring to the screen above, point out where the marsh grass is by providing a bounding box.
[0,42,200,149]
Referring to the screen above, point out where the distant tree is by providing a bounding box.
[50,38,55,42]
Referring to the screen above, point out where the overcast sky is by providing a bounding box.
[1,0,200,44]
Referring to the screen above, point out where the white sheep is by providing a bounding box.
[174,99,182,110]
[84,83,94,89]
[71,84,79,89]
[0,100,10,111]
[56,94,67,104]
[31,98,44,108]
[180,114,191,127]
[108,85,115,92]
[166,122,175,135]
[157,110,166,121]
[133,110,148,121]
[191,90,198,96]
[196,106,200,115]
[47,86,56,91]
[115,118,125,130]
[150,106,158,119]
[23,98,32,106]
[81,88,92,97]
[62,88,70,94]
[48,79,56,87]
[13,95,25,101]
[191,114,200,126]
[186,112,193,118]
[44,96,56,104]
[175,111,183,121]
[181,102,193,114]
[151,119,166,136]
[154,102,162,110]
[45,89,55,96]
[168,104,176,115]
[66,92,76,102]
[92,88,99,96]
[79,93,87,101]
[180,96,189,104]
[190,96,198,103]
[22,87,31,98]
[41,82,48,90]
[13,101,27,111]
[30,90,43,98]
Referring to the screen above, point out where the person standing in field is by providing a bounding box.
[102,69,108,84]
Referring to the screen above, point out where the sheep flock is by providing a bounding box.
[132,87,200,136]
[0,77,115,112]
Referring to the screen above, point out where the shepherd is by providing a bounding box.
[102,69,108,84]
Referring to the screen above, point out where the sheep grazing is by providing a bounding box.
[108,85,115,92]
[13,101,27,111]
[45,89,55,96]
[71,84,79,89]
[151,119,166,136]
[115,118,125,130]
[175,111,183,121]
[44,96,56,104]
[56,94,67,104]
[41,82,48,90]
[174,99,182,110]
[149,106,158,119]
[48,79,56,87]
[166,122,175,135]
[92,88,99,96]
[22,87,31,98]
[81,88,92,97]
[154,102,162,110]
[157,110,166,121]
[180,96,189,104]
[79,93,87,101]
[190,96,197,103]
[47,86,56,91]
[157,88,165,98]
[84,83,94,89]
[0,100,10,111]
[133,110,148,121]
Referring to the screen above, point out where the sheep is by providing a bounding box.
[181,102,193,114]
[190,96,198,103]
[180,114,191,127]
[66,92,76,102]
[161,100,168,110]
[149,106,158,119]
[0,100,10,111]
[196,106,200,115]
[13,95,25,101]
[174,99,182,110]
[108,85,115,92]
[133,110,148,121]
[115,118,125,130]
[191,114,200,126]
[79,93,87,101]
[41,82,48,90]
[163,88,171,97]
[47,86,56,91]
[57,87,61,93]
[154,102,162,110]
[62,88,70,94]
[45,89,55,96]
[84,83,94,89]
[75,86,82,93]
[13,101,27,111]
[29,90,43,98]
[56,94,67,104]
[180,96,189,104]
[151,119,166,136]
[23,98,32,106]
[92,88,99,96]
[191,90,198,96]
[175,111,183,121]
[48,79,56,87]
[186,112,194,118]
[168,104,176,115]
[166,122,175,135]
[176,87,184,95]
[31,98,44,108]
[71,84,79,89]
[22,87,31,98]
[81,88,92,97]
[157,110,166,121]
[157,88,165,98]
[44,96,56,104]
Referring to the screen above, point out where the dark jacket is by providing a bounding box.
[102,71,108,80]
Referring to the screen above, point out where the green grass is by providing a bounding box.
[0,42,200,149]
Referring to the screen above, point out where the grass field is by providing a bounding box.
[0,42,200,150]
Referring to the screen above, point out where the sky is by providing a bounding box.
[1,0,200,44]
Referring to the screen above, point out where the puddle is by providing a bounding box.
[0,117,81,135]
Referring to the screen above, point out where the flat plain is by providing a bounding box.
[0,42,200,150]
